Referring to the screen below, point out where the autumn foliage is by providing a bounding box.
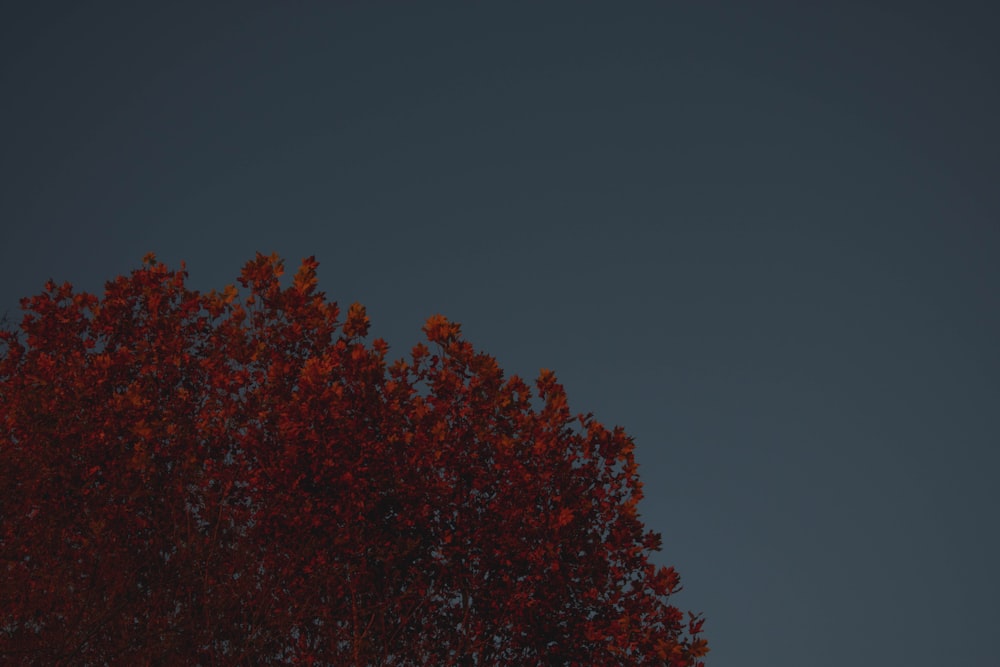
[0,253,707,665]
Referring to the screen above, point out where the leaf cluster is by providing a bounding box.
[0,253,706,666]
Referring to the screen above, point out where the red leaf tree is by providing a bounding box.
[0,253,707,666]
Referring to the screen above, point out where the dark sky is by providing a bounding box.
[2,2,998,664]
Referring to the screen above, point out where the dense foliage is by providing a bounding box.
[0,253,706,665]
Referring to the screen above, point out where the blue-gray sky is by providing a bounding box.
[2,2,998,664]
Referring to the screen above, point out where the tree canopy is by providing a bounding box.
[0,253,707,665]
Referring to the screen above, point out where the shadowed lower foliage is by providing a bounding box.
[0,253,707,666]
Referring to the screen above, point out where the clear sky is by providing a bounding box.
[2,2,998,664]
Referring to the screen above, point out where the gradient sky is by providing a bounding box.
[2,3,998,665]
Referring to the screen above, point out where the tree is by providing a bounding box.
[0,253,707,666]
